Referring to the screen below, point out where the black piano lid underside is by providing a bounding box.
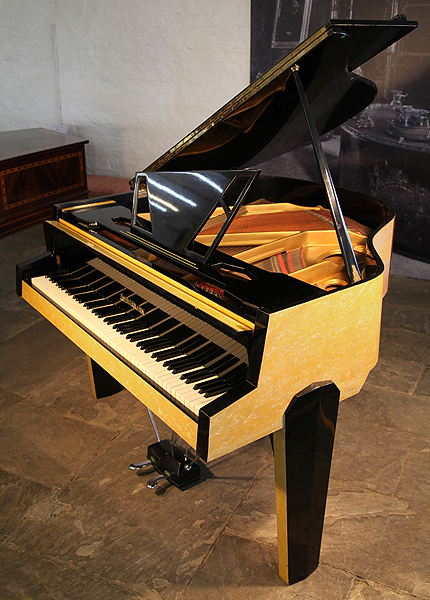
[144,17,417,173]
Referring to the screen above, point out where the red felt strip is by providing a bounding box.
[277,252,289,275]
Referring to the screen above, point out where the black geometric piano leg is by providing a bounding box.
[86,356,123,399]
[273,381,339,584]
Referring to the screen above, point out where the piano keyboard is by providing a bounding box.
[31,258,249,416]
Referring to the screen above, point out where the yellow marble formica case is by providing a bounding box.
[20,210,391,463]
[205,269,383,460]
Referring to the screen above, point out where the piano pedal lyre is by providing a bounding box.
[129,408,201,490]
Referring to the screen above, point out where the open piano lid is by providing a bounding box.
[125,16,417,265]
[143,16,418,172]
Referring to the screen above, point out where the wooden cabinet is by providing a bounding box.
[0,128,89,237]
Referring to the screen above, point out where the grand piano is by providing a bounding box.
[17,16,417,585]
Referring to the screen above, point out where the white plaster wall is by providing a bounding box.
[0,0,250,177]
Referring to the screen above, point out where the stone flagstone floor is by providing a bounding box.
[0,224,429,600]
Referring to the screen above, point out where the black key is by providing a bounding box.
[126,311,158,331]
[54,278,83,290]
[66,287,94,297]
[68,264,100,275]
[93,305,122,318]
[115,317,149,334]
[84,275,110,287]
[173,364,204,376]
[152,347,185,361]
[88,276,112,291]
[155,318,181,334]
[182,357,243,384]
[225,366,248,385]
[112,309,166,333]
[106,291,132,304]
[187,340,218,357]
[197,378,232,393]
[167,356,198,371]
[75,291,104,303]
[181,368,215,384]
[169,345,224,374]
[83,297,111,309]
[51,266,100,284]
[69,282,93,292]
[139,308,169,326]
[75,265,94,274]
[70,284,98,296]
[193,344,225,363]
[110,294,151,324]
[203,383,232,398]
[126,330,156,342]
[127,294,150,306]
[104,310,141,325]
[49,274,78,284]
[154,334,204,363]
[121,297,155,314]
[122,299,153,311]
[166,325,195,344]
[180,335,210,352]
[138,338,172,352]
[131,318,181,341]
[171,356,210,374]
[94,281,124,297]
[194,377,222,392]
[182,355,232,379]
[161,344,203,368]
[115,309,161,332]
[68,287,95,297]
[161,334,207,368]
[208,355,239,375]
[93,301,132,317]
[77,270,105,284]
[172,353,227,374]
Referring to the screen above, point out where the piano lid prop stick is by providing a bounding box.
[291,64,361,284]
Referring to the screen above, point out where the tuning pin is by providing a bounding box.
[129,459,153,471]
[147,473,168,489]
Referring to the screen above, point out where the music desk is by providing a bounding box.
[0,128,89,237]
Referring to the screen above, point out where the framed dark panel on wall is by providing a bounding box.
[251,0,333,81]
[251,0,430,262]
